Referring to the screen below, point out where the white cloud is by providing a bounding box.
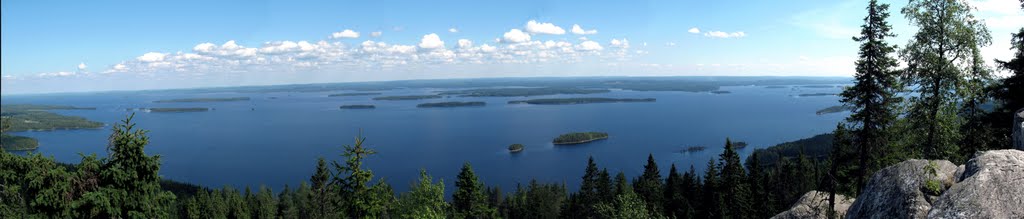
[688,27,700,34]
[704,31,746,38]
[418,33,445,49]
[971,0,1024,15]
[137,52,167,62]
[501,29,531,43]
[37,71,76,77]
[330,29,360,39]
[571,24,597,35]
[610,39,629,48]
[525,20,566,35]
[576,40,603,51]
[458,39,473,48]
[77,62,88,71]
[449,28,458,33]
[665,42,677,47]
[370,31,382,37]
[479,44,497,53]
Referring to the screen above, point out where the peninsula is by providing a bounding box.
[339,105,376,109]
[328,92,383,97]
[553,132,609,145]
[372,95,442,101]
[416,101,485,108]
[508,98,655,105]
[153,97,250,103]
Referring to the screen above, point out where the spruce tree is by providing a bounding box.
[633,154,664,215]
[452,162,495,218]
[664,164,686,218]
[987,17,1024,149]
[394,169,447,219]
[900,0,992,160]
[841,0,903,193]
[719,139,752,218]
[701,159,724,219]
[309,157,335,218]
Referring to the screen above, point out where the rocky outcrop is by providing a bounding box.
[845,159,958,219]
[1014,108,1023,150]
[771,191,855,219]
[928,150,1024,219]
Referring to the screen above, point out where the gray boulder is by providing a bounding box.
[845,159,958,219]
[771,191,855,219]
[928,150,1024,219]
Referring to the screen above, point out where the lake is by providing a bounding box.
[3,84,848,194]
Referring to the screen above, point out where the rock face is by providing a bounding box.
[845,159,958,219]
[771,191,855,219]
[928,150,1024,219]
[1014,108,1023,150]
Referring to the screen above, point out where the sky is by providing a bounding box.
[1,0,1022,94]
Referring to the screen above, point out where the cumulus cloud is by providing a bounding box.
[37,71,76,77]
[458,39,473,48]
[688,27,700,34]
[526,20,566,35]
[449,28,458,33]
[418,33,445,49]
[576,41,603,51]
[137,52,167,62]
[370,31,382,37]
[609,39,629,48]
[330,29,360,39]
[77,62,88,71]
[501,29,531,43]
[571,24,597,35]
[704,31,746,38]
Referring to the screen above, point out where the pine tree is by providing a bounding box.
[567,156,601,218]
[746,152,773,219]
[633,154,664,215]
[254,186,277,219]
[719,139,752,218]
[452,162,495,218]
[900,0,992,160]
[309,157,335,218]
[842,0,903,193]
[332,132,388,217]
[664,164,686,218]
[701,159,725,219]
[278,185,299,219]
[614,171,630,196]
[596,168,614,204]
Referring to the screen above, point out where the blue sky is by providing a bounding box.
[2,0,1021,94]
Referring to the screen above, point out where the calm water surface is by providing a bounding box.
[4,85,848,194]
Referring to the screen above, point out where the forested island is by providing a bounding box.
[416,101,485,108]
[372,95,442,101]
[733,141,749,149]
[339,105,376,109]
[552,132,609,145]
[0,104,104,131]
[800,85,836,88]
[508,97,655,105]
[816,105,854,115]
[508,144,524,153]
[0,134,39,151]
[153,97,250,103]
[764,85,788,89]
[797,93,837,97]
[710,90,731,94]
[678,145,707,153]
[328,92,383,97]
[148,108,209,113]
[438,87,610,97]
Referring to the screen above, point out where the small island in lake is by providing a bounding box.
[733,141,749,149]
[508,97,655,105]
[148,107,209,113]
[328,92,383,97]
[153,97,250,103]
[417,101,486,108]
[710,90,731,94]
[553,132,609,145]
[678,145,707,153]
[797,93,837,97]
[816,105,854,115]
[764,85,788,89]
[340,105,376,109]
[1,134,40,151]
[508,144,524,153]
[373,95,442,101]
[801,85,836,88]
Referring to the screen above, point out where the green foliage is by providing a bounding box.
[0,110,103,132]
[900,0,992,160]
[500,180,566,219]
[719,139,752,218]
[749,134,834,167]
[453,162,496,218]
[1,134,39,151]
[331,132,392,218]
[394,169,448,219]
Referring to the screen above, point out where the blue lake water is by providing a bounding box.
[3,85,848,194]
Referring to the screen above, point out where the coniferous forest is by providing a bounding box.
[2,0,1023,218]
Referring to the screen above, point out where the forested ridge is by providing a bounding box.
[2,0,1023,218]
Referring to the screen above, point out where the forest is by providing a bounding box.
[2,0,1023,218]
